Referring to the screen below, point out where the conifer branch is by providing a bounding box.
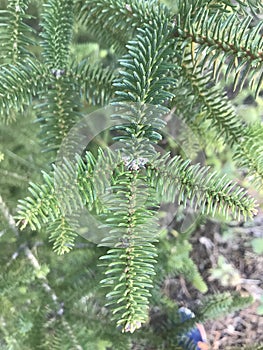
[37,0,82,152]
[176,0,263,16]
[176,256,208,293]
[47,217,78,255]
[113,21,175,106]
[0,0,35,63]
[175,9,263,96]
[37,75,82,153]
[111,17,176,157]
[174,292,253,334]
[178,57,243,145]
[196,291,253,322]
[77,0,169,53]
[236,0,263,12]
[15,149,121,252]
[40,0,74,69]
[0,59,49,122]
[147,153,258,220]
[99,170,159,333]
[16,171,60,230]
[1,0,261,342]
[69,60,116,106]
[234,123,263,188]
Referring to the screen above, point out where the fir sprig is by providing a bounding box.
[0,59,49,122]
[77,0,169,54]
[147,153,257,220]
[175,8,263,96]
[0,0,35,63]
[234,123,263,188]
[99,170,159,333]
[69,60,116,106]
[40,0,74,69]
[178,56,243,145]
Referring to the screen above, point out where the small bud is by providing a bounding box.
[51,68,65,79]
[124,320,142,333]
[125,4,132,12]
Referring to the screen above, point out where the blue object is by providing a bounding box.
[178,307,208,350]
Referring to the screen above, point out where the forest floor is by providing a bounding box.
[175,202,263,349]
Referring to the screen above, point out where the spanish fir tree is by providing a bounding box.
[0,0,263,349]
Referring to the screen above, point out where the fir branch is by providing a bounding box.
[196,291,253,322]
[170,81,217,149]
[156,235,208,293]
[77,0,169,54]
[55,149,122,216]
[23,245,58,302]
[111,17,176,156]
[0,0,35,63]
[2,183,81,349]
[3,1,261,342]
[147,153,258,220]
[15,149,122,251]
[176,256,208,293]
[234,123,263,188]
[14,154,90,232]
[113,20,175,106]
[77,149,126,213]
[40,0,75,69]
[16,171,60,230]
[175,8,263,96]
[37,0,80,152]
[47,217,78,255]
[0,59,49,122]
[69,60,116,106]
[60,319,83,350]
[235,0,263,14]
[37,75,82,153]
[174,0,232,16]
[22,247,81,349]
[175,0,263,16]
[93,16,180,331]
[177,56,243,145]
[170,292,253,338]
[99,170,159,333]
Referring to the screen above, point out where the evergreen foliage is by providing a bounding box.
[0,0,262,348]
[0,0,34,63]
